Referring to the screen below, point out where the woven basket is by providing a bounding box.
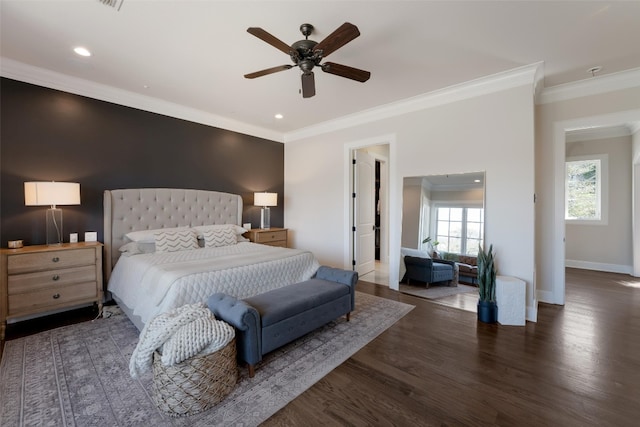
[151,338,237,417]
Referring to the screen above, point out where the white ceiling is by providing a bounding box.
[2,0,640,140]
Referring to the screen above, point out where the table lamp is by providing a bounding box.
[24,181,81,245]
[254,192,277,229]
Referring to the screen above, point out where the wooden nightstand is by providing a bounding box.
[0,242,103,341]
[244,228,288,248]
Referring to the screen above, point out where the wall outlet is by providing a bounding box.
[243,223,252,230]
[69,233,78,243]
[85,231,98,242]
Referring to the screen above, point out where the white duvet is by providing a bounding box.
[107,242,319,326]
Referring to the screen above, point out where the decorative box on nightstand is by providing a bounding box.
[244,228,288,248]
[0,242,103,341]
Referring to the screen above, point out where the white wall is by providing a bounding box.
[535,86,640,304]
[633,129,640,277]
[430,188,484,203]
[565,135,633,273]
[285,83,536,318]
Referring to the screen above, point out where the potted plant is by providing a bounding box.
[477,243,497,323]
[422,236,439,255]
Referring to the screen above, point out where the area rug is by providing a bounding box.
[0,292,413,427]
[399,282,477,300]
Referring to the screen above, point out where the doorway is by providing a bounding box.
[351,145,390,286]
[552,110,640,305]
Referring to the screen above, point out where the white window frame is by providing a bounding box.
[565,153,609,226]
[431,202,484,255]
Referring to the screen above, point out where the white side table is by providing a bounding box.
[496,275,526,326]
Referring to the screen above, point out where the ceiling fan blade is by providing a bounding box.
[301,72,316,98]
[313,22,360,58]
[244,65,293,79]
[321,62,371,82]
[247,27,292,55]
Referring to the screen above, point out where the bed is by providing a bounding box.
[104,188,319,331]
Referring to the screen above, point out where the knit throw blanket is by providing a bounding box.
[129,303,235,378]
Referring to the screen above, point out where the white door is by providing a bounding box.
[354,150,376,276]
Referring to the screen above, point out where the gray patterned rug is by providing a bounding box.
[0,292,413,427]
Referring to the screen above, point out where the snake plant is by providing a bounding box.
[477,244,496,302]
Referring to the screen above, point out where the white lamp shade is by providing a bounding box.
[254,192,277,207]
[24,182,81,206]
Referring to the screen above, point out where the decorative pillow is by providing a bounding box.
[126,226,189,243]
[201,227,237,248]
[193,224,247,238]
[118,242,156,256]
[154,229,199,253]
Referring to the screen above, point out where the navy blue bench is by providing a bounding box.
[207,266,358,377]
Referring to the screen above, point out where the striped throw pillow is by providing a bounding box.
[154,229,199,253]
[202,227,237,248]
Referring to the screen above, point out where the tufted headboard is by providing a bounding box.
[103,188,243,279]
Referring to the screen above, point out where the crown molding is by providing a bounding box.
[566,125,634,143]
[0,58,284,143]
[284,62,543,143]
[538,67,640,105]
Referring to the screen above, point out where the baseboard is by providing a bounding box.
[565,259,632,275]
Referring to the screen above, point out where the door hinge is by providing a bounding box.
[352,259,356,266]
[352,226,356,232]
[352,192,356,198]
[352,159,356,165]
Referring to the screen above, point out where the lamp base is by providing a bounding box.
[260,207,271,229]
[46,207,63,245]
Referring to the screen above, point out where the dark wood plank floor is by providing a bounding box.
[264,268,640,426]
[2,269,638,426]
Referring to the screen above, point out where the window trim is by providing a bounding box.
[431,202,484,255]
[565,153,609,226]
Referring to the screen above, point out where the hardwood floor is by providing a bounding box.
[264,268,640,426]
[1,269,638,426]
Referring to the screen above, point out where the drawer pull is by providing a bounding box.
[52,275,60,281]
[52,257,60,263]
[52,293,60,299]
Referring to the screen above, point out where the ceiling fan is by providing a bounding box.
[244,22,371,98]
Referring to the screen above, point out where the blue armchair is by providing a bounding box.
[403,255,457,287]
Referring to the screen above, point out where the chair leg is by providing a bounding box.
[346,312,351,322]
[248,364,255,378]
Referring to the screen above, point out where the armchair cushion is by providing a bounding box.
[403,256,455,287]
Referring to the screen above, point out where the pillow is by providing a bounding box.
[154,229,199,253]
[118,242,156,256]
[201,227,237,248]
[400,247,431,259]
[126,226,189,243]
[193,224,247,238]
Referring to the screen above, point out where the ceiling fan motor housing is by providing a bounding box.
[290,39,320,66]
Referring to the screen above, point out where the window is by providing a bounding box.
[565,154,608,224]
[435,206,484,255]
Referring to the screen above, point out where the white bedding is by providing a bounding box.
[107,242,319,326]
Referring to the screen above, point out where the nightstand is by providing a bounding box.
[0,242,103,341]
[244,228,288,248]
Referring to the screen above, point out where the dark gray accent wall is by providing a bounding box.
[1,78,284,247]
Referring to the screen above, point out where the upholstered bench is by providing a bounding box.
[207,266,358,377]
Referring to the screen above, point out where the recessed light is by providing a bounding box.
[73,47,91,57]
[474,179,481,183]
[274,114,284,119]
